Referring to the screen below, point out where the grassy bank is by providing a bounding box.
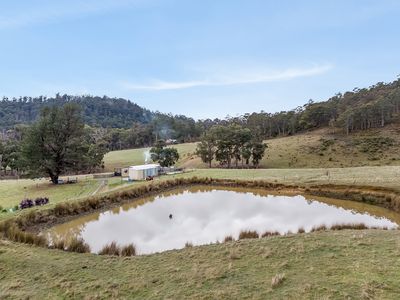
[2,166,400,220]
[1,230,400,299]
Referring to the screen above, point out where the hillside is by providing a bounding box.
[2,78,400,137]
[104,123,400,170]
[0,95,153,128]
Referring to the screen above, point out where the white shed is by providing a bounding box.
[128,164,160,181]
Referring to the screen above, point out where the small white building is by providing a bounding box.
[128,164,160,181]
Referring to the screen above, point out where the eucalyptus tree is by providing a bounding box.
[22,104,106,184]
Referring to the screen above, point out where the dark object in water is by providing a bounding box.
[169,214,173,219]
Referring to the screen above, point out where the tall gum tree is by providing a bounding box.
[22,104,104,184]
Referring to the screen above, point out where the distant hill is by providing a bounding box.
[0,94,153,128]
[1,78,400,142]
[243,79,400,139]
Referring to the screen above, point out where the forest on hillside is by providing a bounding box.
[1,78,400,152]
[0,94,153,128]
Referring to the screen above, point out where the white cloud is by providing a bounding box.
[121,64,333,91]
[0,0,140,30]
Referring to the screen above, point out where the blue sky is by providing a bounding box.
[1,0,400,119]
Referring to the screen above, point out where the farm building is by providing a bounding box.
[114,167,129,177]
[128,164,160,180]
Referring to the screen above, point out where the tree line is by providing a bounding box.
[1,78,400,154]
[196,125,267,168]
[0,94,152,128]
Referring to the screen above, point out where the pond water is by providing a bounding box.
[46,186,400,254]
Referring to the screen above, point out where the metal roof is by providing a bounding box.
[129,164,160,170]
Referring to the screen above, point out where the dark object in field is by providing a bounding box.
[169,214,173,219]
[114,168,122,176]
[19,197,49,209]
[146,176,154,181]
[34,197,49,206]
[19,199,34,209]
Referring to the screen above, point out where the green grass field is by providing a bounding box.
[2,166,400,214]
[1,167,400,298]
[1,230,399,299]
[103,143,197,171]
[0,176,135,216]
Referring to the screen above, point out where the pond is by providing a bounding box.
[46,186,400,254]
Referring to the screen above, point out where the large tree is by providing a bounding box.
[0,140,24,175]
[150,140,180,167]
[251,142,268,168]
[196,124,267,169]
[195,131,216,168]
[22,104,106,184]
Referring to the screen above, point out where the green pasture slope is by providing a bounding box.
[103,125,400,171]
[0,167,400,298]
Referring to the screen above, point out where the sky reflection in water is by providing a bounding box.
[48,187,399,254]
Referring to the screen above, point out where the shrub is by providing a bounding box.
[330,223,368,230]
[32,234,48,247]
[67,238,91,253]
[0,221,47,247]
[53,239,66,250]
[311,225,327,232]
[297,227,305,234]
[261,231,280,238]
[19,197,49,210]
[238,230,259,240]
[98,241,120,256]
[19,199,34,209]
[121,244,136,256]
[54,203,69,216]
[34,197,49,206]
[223,235,234,243]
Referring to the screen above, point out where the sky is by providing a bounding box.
[1,0,400,119]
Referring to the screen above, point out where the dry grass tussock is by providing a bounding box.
[0,220,47,247]
[261,231,280,238]
[98,242,136,256]
[66,238,90,253]
[271,273,286,288]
